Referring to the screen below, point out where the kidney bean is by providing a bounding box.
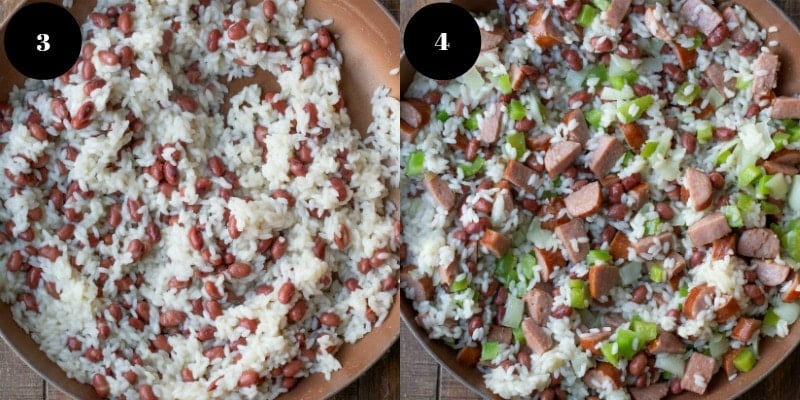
[26,266,42,289]
[83,78,107,98]
[178,368,196,382]
[287,158,306,177]
[196,325,216,342]
[620,173,641,191]
[39,246,61,261]
[118,45,134,68]
[669,378,683,394]
[90,12,110,28]
[566,90,591,109]
[631,285,648,304]
[138,384,157,400]
[327,176,349,202]
[688,250,705,268]
[288,299,307,322]
[277,281,295,304]
[738,40,760,57]
[26,121,48,141]
[18,227,35,241]
[663,63,686,83]
[655,202,675,221]
[227,19,248,40]
[92,374,110,397]
[709,171,725,189]
[465,315,484,336]
[301,55,314,78]
[71,101,95,129]
[66,336,81,351]
[607,183,624,204]
[679,131,697,154]
[319,312,340,327]
[116,11,133,35]
[228,262,252,279]
[333,224,350,249]
[203,299,222,320]
[7,250,24,272]
[607,203,629,220]
[97,50,119,66]
[302,103,319,128]
[186,225,203,251]
[706,24,729,47]
[127,239,144,261]
[84,346,102,362]
[615,43,641,59]
[714,127,736,141]
[207,155,225,177]
[160,29,173,55]
[590,36,612,52]
[562,48,583,71]
[271,237,287,260]
[159,310,186,327]
[175,94,197,113]
[628,352,648,376]
[283,359,304,377]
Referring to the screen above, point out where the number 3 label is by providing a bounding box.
[435,33,450,51]
[36,34,50,52]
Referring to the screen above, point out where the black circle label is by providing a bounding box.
[4,3,82,80]
[403,3,481,81]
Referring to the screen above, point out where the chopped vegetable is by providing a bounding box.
[721,205,744,228]
[687,33,704,50]
[674,82,701,106]
[738,165,763,187]
[641,141,658,158]
[716,150,731,166]
[708,333,730,359]
[655,353,686,377]
[464,109,481,130]
[737,194,755,212]
[733,347,757,373]
[585,108,603,127]
[773,132,790,152]
[450,275,469,292]
[756,175,772,198]
[507,132,526,160]
[495,74,512,95]
[508,100,526,121]
[678,284,688,298]
[601,342,619,365]
[495,252,518,284]
[618,95,653,123]
[766,174,789,200]
[764,308,781,327]
[501,294,524,328]
[649,263,665,283]
[697,121,713,142]
[761,201,781,215]
[631,317,657,342]
[406,151,425,177]
[512,326,526,345]
[772,300,800,324]
[459,155,485,178]
[615,328,643,359]
[585,64,608,85]
[780,222,800,261]
[569,279,589,309]
[481,341,500,361]
[644,218,661,236]
[591,0,610,11]
[519,253,537,281]
[736,76,753,90]
[789,176,800,211]
[788,126,800,142]
[436,110,450,122]
[577,4,598,28]
[586,249,612,266]
[609,72,638,90]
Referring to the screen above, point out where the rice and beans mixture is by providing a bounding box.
[401,0,800,398]
[0,0,399,398]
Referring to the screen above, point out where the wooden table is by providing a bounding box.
[0,0,400,399]
[399,0,800,399]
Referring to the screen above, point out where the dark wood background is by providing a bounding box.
[399,0,800,399]
[0,1,400,399]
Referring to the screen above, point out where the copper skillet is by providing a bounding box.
[0,0,400,398]
[400,0,800,398]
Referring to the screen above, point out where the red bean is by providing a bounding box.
[158,310,186,327]
[744,284,765,306]
[271,237,287,260]
[197,325,216,341]
[138,384,157,400]
[628,352,648,376]
[330,176,348,201]
[631,285,647,304]
[615,43,641,59]
[84,346,102,362]
[607,203,629,220]
[288,299,306,322]
[204,300,222,319]
[562,48,583,71]
[663,63,686,83]
[92,374,110,397]
[467,315,483,336]
[8,250,23,272]
[238,370,260,387]
[90,12,110,28]
[188,225,203,250]
[319,312,340,327]
[71,102,95,129]
[289,158,307,177]
[181,368,195,382]
[208,156,225,177]
[706,24,729,47]
[655,202,675,220]
[689,251,705,267]
[301,56,314,78]
[608,183,624,204]
[26,267,41,289]
[745,104,761,118]
[714,127,736,141]
[228,262,252,279]
[175,95,197,113]
[98,50,119,66]
[680,132,696,154]
[227,19,249,40]
[590,36,612,52]
[282,359,304,377]
[620,173,641,191]
[738,40,760,57]
[669,378,683,394]
[207,29,222,52]
[262,0,277,21]
[567,90,591,109]
[278,282,295,304]
[117,11,132,35]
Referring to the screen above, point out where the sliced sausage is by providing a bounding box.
[683,284,716,319]
[564,181,602,218]
[456,345,481,366]
[771,97,800,119]
[439,260,459,286]
[480,28,506,51]
[754,260,790,286]
[480,229,512,257]
[723,347,744,378]
[644,4,674,41]
[521,318,553,355]
[424,173,456,210]
[400,99,430,130]
[731,317,762,342]
[604,0,632,29]
[672,44,698,71]
[782,273,800,302]
[480,106,503,144]
[722,6,747,43]
[578,330,612,355]
[534,247,566,282]
[399,267,434,301]
[528,7,564,49]
[737,228,780,259]
[753,52,780,98]
[680,352,717,395]
[704,63,728,95]
[588,264,620,299]
[648,331,686,354]
[711,234,737,260]
[620,122,646,153]
[544,141,581,178]
[679,0,723,36]
[762,160,799,176]
[630,383,669,400]
[400,120,418,142]
[583,362,623,391]
[629,182,650,211]
[554,219,589,264]
[509,64,526,91]
[769,149,800,166]
[609,231,632,261]
[714,295,741,323]
[563,109,590,145]
[503,160,535,192]
[487,325,513,344]
[523,288,552,325]
[632,232,675,259]
[687,212,731,247]
[588,135,625,178]
[685,167,712,211]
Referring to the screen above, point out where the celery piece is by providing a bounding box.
[450,275,469,292]
[678,284,689,298]
[649,263,665,283]
[784,119,799,129]
[708,334,730,359]
[577,5,598,28]
[616,328,642,359]
[761,201,781,215]
[766,174,789,200]
[459,155,485,178]
[737,194,755,212]
[736,76,753,90]
[721,205,744,228]
[512,326,526,346]
[609,72,638,91]
[738,165,763,187]
[773,132,790,152]
[436,110,450,122]
[519,253,537,281]
[641,141,658,158]
[406,151,425,177]
[733,348,757,373]
[585,64,608,85]
[569,279,589,309]
[591,0,610,10]
[585,108,603,128]
[553,177,562,187]
[756,175,772,198]
[481,341,500,361]
[674,82,701,106]
[618,95,653,123]
[507,132,526,160]
[621,150,634,167]
[586,249,612,266]
[501,295,524,328]
[764,308,780,327]
[688,33,704,50]
[789,126,800,142]
[496,74,512,95]
[464,109,481,130]
[631,319,658,342]
[601,342,619,365]
[716,150,731,166]
[495,252,518,284]
[781,228,800,261]
[508,100,526,121]
[644,218,661,236]
[697,122,714,142]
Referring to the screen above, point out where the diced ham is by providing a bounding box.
[722,6,747,43]
[604,0,632,29]
[685,167,713,211]
[644,4,674,41]
[588,135,625,178]
[672,44,698,71]
[439,260,458,286]
[722,347,744,378]
[480,229,511,257]
[714,295,741,323]
[534,247,566,282]
[620,122,646,153]
[782,272,800,302]
[680,352,717,395]
[704,63,728,95]
[399,267,434,301]
[632,232,675,259]
[583,362,623,391]
[544,141,581,178]
[588,264,620,299]
[752,52,780,98]
[629,182,650,211]
[648,331,686,354]
[554,219,589,263]
[762,160,799,176]
[526,134,551,151]
[456,345,481,367]
[609,231,632,261]
[503,160,536,192]
[480,28,506,51]
[521,318,553,355]
[687,212,731,247]
[424,173,456,210]
[523,288,552,325]
[683,284,715,319]
[480,106,503,144]
[737,228,780,259]
[630,383,669,400]
[771,97,800,119]
[679,0,723,36]
[754,260,790,286]
[563,109,590,145]
[578,330,612,355]
[528,7,564,49]
[487,325,513,344]
[564,181,602,218]
[731,317,762,342]
[509,64,526,91]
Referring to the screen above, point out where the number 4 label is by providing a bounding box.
[435,33,450,51]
